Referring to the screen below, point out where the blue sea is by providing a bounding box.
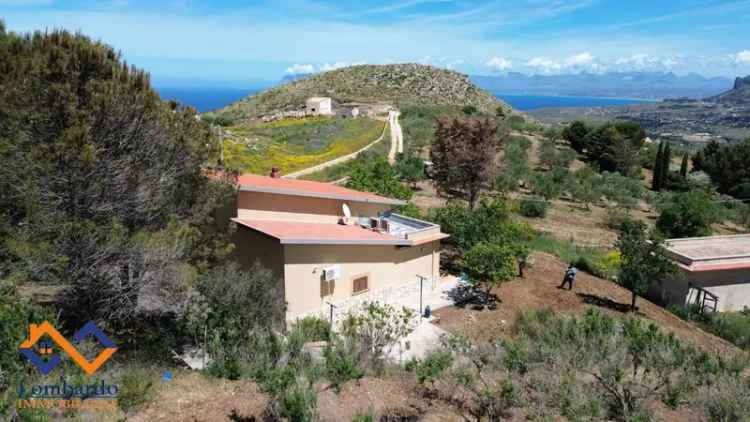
[154,86,655,113]
[155,87,259,112]
[493,93,656,111]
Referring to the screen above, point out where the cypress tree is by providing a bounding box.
[653,142,663,191]
[680,152,689,178]
[662,142,672,190]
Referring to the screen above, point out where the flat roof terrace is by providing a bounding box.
[665,234,750,271]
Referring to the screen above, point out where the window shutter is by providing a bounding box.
[352,276,368,294]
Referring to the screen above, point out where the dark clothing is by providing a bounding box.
[559,267,577,290]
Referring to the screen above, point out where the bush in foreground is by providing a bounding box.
[519,198,548,218]
[421,308,749,421]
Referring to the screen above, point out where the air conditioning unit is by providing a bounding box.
[378,219,389,233]
[323,265,341,282]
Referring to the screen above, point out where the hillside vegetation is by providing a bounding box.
[222,116,385,175]
[214,64,511,120]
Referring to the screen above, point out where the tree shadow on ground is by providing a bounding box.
[227,409,257,422]
[577,293,637,314]
[446,284,499,310]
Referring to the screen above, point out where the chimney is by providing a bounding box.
[270,167,280,178]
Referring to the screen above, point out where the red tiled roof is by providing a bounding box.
[235,174,405,206]
[233,219,411,245]
[680,261,750,272]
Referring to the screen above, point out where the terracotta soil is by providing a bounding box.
[317,375,459,421]
[130,371,269,422]
[434,251,739,356]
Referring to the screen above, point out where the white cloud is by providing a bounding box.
[730,50,750,65]
[613,54,680,71]
[319,61,366,71]
[564,52,594,67]
[415,56,465,70]
[287,61,368,74]
[285,63,315,74]
[485,56,512,71]
[526,57,562,73]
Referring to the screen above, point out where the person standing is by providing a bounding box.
[559,264,577,290]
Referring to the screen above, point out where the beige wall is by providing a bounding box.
[231,225,285,280]
[651,268,750,312]
[282,241,441,316]
[237,191,389,223]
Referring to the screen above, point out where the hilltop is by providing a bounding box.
[213,64,511,120]
[708,74,750,105]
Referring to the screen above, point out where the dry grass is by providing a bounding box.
[434,251,739,356]
[130,371,269,422]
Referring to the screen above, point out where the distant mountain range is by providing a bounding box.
[470,72,733,100]
[708,76,750,105]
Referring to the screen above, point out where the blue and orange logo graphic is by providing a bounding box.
[19,321,117,376]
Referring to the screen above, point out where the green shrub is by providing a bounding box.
[656,191,719,238]
[429,198,532,253]
[705,311,750,350]
[117,368,156,412]
[531,170,564,201]
[276,377,318,422]
[341,302,415,373]
[393,202,423,219]
[259,366,297,397]
[526,233,614,277]
[415,351,453,385]
[351,410,375,422]
[324,340,364,393]
[346,155,413,201]
[700,376,750,422]
[462,105,478,115]
[605,207,635,231]
[183,262,286,347]
[295,317,331,342]
[202,113,236,127]
[0,280,52,416]
[464,241,518,295]
[571,250,620,280]
[519,198,548,218]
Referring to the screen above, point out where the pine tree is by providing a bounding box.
[653,142,664,191]
[662,142,672,190]
[680,153,689,178]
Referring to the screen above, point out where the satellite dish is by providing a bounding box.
[342,203,351,219]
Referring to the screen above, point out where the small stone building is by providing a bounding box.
[650,234,750,312]
[305,97,333,116]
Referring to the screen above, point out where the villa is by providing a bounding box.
[229,171,448,320]
[651,234,750,312]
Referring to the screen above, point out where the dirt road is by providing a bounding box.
[387,110,403,164]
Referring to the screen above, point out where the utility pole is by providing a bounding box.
[416,275,428,319]
[325,301,337,326]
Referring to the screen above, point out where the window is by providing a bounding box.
[320,279,335,298]
[352,275,368,295]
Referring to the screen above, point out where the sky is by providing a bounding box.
[2,0,750,87]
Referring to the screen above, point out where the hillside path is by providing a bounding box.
[387,110,403,164]
[282,116,391,179]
